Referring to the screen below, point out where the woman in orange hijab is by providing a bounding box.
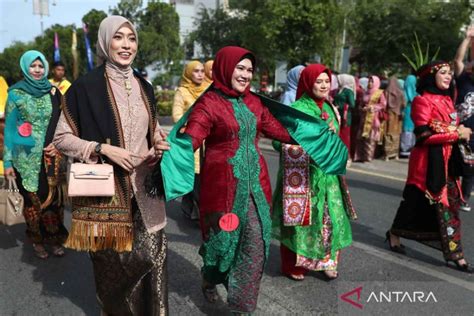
[172,60,206,220]
[203,59,213,88]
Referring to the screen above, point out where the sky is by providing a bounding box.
[0,0,123,52]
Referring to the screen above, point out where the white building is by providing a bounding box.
[165,0,228,57]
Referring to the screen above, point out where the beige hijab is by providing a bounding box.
[96,15,138,66]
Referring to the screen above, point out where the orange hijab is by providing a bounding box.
[179,60,206,99]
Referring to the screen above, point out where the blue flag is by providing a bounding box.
[83,23,94,71]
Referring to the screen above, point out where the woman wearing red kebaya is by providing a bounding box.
[387,61,473,273]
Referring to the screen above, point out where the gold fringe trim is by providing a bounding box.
[64,219,133,252]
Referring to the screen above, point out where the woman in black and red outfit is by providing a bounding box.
[387,61,473,273]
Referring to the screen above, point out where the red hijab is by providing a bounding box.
[212,46,256,98]
[296,64,332,106]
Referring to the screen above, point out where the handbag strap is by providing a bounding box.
[7,177,19,191]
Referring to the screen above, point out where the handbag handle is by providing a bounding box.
[6,177,19,192]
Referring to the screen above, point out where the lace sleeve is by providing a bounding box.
[53,112,98,163]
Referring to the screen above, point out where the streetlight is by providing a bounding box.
[32,0,50,34]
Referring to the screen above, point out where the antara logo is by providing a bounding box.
[340,286,438,309]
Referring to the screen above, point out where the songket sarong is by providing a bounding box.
[390,182,465,261]
[90,199,168,316]
[383,110,402,159]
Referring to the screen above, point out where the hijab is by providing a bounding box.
[286,65,305,92]
[337,74,355,93]
[367,75,381,95]
[179,60,207,99]
[385,76,405,114]
[416,60,454,98]
[280,65,305,105]
[212,46,256,98]
[359,77,369,91]
[330,73,339,92]
[404,74,417,103]
[8,50,52,98]
[203,60,213,85]
[296,63,332,106]
[96,15,138,67]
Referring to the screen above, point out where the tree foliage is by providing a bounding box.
[350,0,472,73]
[0,1,181,84]
[190,0,346,72]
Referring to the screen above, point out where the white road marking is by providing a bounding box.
[352,241,474,292]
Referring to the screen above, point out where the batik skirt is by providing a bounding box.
[90,199,168,316]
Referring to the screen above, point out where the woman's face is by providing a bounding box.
[435,65,452,90]
[29,59,45,81]
[109,25,137,68]
[312,72,330,99]
[231,58,253,93]
[191,64,205,85]
[367,78,374,89]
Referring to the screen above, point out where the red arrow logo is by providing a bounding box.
[340,286,364,310]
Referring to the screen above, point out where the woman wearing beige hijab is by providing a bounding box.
[53,16,170,315]
[172,60,206,220]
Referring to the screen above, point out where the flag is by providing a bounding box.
[83,23,94,71]
[71,28,79,80]
[53,32,60,62]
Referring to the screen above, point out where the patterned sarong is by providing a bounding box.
[282,144,311,226]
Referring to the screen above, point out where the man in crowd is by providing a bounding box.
[49,61,71,94]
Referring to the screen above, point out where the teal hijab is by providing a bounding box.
[8,50,52,98]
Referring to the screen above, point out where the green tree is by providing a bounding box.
[188,8,243,58]
[137,1,183,70]
[0,41,35,83]
[191,1,346,74]
[110,0,144,24]
[350,0,472,73]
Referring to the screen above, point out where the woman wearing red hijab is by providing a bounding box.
[272,64,356,281]
[158,47,348,313]
[184,46,293,313]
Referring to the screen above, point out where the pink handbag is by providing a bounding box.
[68,163,115,197]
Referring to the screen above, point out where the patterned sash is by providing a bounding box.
[282,144,311,226]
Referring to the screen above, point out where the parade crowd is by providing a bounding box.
[0,15,473,316]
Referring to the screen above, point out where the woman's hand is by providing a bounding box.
[154,130,171,160]
[43,143,57,157]
[143,148,159,167]
[4,167,15,179]
[458,125,472,141]
[100,144,134,172]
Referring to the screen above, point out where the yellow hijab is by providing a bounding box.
[179,60,206,99]
[203,60,213,86]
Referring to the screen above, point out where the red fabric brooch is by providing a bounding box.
[321,112,329,120]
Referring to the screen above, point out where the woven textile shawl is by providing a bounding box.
[282,144,311,226]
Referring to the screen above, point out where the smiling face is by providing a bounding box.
[231,58,253,94]
[435,65,452,90]
[311,72,331,99]
[109,25,137,68]
[29,59,45,80]
[191,64,205,85]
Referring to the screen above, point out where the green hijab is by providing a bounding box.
[8,50,52,97]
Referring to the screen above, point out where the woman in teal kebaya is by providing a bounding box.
[272,64,357,281]
[3,50,67,259]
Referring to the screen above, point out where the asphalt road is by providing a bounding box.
[0,150,473,315]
